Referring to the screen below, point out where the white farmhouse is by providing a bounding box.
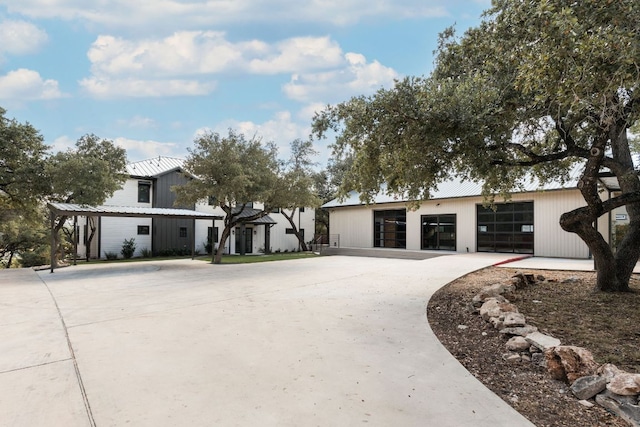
[70,156,315,259]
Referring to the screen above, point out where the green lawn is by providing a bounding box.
[198,252,318,264]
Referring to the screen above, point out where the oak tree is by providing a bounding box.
[313,1,640,292]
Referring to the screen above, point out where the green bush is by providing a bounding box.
[140,247,152,258]
[19,251,48,268]
[105,251,118,260]
[121,238,136,259]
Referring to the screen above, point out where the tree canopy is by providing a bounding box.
[313,1,640,292]
[0,108,49,215]
[270,139,321,251]
[174,129,281,263]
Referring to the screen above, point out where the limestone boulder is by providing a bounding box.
[472,284,513,307]
[607,373,640,396]
[499,325,538,337]
[544,346,599,384]
[525,331,561,351]
[479,298,518,322]
[503,312,526,328]
[570,375,607,400]
[506,336,530,352]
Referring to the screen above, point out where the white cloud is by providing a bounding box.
[79,76,216,98]
[283,53,399,103]
[86,32,342,79]
[0,19,48,56]
[2,0,450,29]
[0,69,66,100]
[116,115,157,129]
[49,135,76,153]
[248,36,343,74]
[114,137,183,161]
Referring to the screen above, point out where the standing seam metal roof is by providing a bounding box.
[127,156,186,177]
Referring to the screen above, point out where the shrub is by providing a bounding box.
[105,251,118,260]
[19,251,48,268]
[140,247,152,258]
[121,238,136,259]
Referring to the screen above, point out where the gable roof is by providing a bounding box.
[127,156,186,178]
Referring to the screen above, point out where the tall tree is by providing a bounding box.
[271,139,321,251]
[47,134,128,264]
[313,1,640,292]
[0,108,49,215]
[174,129,280,264]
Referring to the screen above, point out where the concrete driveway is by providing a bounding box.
[0,254,534,426]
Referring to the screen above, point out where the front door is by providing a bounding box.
[235,226,253,254]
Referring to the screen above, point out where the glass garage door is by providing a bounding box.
[477,202,534,254]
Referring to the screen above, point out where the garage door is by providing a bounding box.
[477,202,534,254]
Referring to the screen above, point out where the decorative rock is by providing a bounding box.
[596,392,640,427]
[536,274,546,282]
[499,325,539,337]
[511,272,538,288]
[561,276,580,284]
[598,363,625,382]
[520,354,531,363]
[531,352,546,366]
[457,325,468,330]
[472,284,513,306]
[503,312,526,328]
[598,389,638,405]
[502,353,522,363]
[544,346,599,384]
[525,331,561,351]
[529,345,542,353]
[570,375,608,400]
[578,400,594,408]
[607,373,640,396]
[479,298,518,322]
[506,336,530,352]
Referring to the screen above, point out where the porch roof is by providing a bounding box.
[47,203,223,220]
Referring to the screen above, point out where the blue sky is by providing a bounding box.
[0,0,489,165]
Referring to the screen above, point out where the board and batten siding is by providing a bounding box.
[329,188,593,259]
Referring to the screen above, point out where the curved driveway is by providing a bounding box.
[1,254,534,426]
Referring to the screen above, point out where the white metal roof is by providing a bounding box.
[322,173,581,208]
[127,156,186,177]
[48,203,222,220]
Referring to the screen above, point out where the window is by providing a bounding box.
[271,207,281,213]
[299,207,305,212]
[236,202,253,209]
[208,226,219,243]
[373,210,406,249]
[138,181,151,203]
[477,202,534,254]
[421,214,456,251]
[179,227,187,238]
[137,225,150,235]
[285,228,295,234]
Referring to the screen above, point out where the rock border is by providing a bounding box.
[468,272,640,427]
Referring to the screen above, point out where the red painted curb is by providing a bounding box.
[492,255,532,267]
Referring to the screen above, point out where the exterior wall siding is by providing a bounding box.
[328,189,592,259]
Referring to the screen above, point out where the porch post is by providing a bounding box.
[50,211,55,273]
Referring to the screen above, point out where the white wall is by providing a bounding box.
[328,189,592,258]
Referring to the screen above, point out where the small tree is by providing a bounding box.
[271,139,321,251]
[47,134,127,265]
[174,129,280,264]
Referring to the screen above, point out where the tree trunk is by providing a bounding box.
[86,217,96,261]
[7,250,14,268]
[214,226,232,264]
[52,215,69,268]
[282,209,308,251]
[561,210,631,292]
